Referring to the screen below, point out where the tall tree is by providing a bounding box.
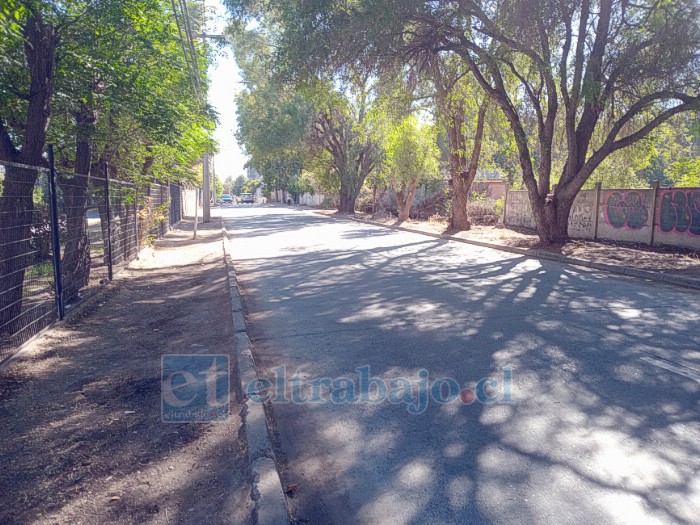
[425,54,490,230]
[1,0,215,325]
[229,0,700,242]
[310,76,383,213]
[0,2,59,329]
[384,115,440,221]
[412,0,700,242]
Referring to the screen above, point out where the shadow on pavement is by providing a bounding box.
[228,208,700,523]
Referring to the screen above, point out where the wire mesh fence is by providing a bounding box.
[0,163,57,356]
[0,158,191,362]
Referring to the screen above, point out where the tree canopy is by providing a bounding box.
[227,0,700,242]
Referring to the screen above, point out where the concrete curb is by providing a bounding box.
[348,216,700,291]
[221,223,289,525]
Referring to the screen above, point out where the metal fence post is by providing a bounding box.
[47,145,65,320]
[134,186,140,260]
[593,181,602,240]
[649,180,660,247]
[193,187,199,240]
[104,162,114,281]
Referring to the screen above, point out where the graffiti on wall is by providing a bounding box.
[658,190,700,236]
[505,191,536,229]
[568,190,596,237]
[604,191,649,230]
[569,204,594,231]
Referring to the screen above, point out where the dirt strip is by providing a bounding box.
[341,211,700,280]
[0,220,253,525]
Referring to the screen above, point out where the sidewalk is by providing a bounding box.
[0,220,253,524]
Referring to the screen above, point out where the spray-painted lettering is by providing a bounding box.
[604,191,648,230]
[658,190,700,236]
[569,204,593,233]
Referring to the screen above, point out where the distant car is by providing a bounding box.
[221,193,233,204]
[240,192,254,204]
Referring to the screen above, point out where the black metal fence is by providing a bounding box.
[0,157,189,362]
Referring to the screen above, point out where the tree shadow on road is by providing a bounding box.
[233,218,700,523]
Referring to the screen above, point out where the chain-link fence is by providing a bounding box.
[0,158,191,362]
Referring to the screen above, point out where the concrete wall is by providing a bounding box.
[504,185,700,251]
[504,190,536,229]
[654,189,700,250]
[567,189,597,239]
[473,180,507,201]
[268,190,325,206]
[298,193,325,206]
[597,189,655,244]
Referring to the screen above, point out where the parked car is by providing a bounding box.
[221,193,233,204]
[240,192,254,204]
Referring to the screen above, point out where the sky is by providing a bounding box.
[205,1,249,181]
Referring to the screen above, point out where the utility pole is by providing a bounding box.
[212,155,217,205]
[202,153,211,223]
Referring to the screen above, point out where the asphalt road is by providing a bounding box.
[223,205,700,524]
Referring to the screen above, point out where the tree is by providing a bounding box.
[0,3,60,329]
[232,175,246,195]
[426,54,490,230]
[231,23,316,199]
[384,115,440,221]
[309,78,383,213]
[420,0,700,242]
[242,178,260,194]
[228,9,383,214]
[229,0,700,242]
[1,0,215,325]
[643,115,700,187]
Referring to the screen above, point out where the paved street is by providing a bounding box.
[224,205,700,524]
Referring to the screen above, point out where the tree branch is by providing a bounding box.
[578,96,699,186]
[0,119,19,162]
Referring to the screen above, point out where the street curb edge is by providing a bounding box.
[348,216,700,291]
[220,221,290,525]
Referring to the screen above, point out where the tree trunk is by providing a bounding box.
[338,168,361,214]
[338,189,357,214]
[446,104,471,230]
[531,195,572,244]
[58,103,94,302]
[396,181,418,223]
[95,161,122,270]
[58,173,90,302]
[449,98,488,231]
[0,14,57,332]
[0,167,38,334]
[450,175,471,230]
[396,190,409,222]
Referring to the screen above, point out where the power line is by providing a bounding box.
[180,0,204,99]
[170,0,205,106]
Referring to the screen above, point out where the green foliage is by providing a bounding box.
[242,178,261,194]
[385,115,440,191]
[232,175,247,195]
[647,115,700,187]
[0,0,215,182]
[302,150,339,194]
